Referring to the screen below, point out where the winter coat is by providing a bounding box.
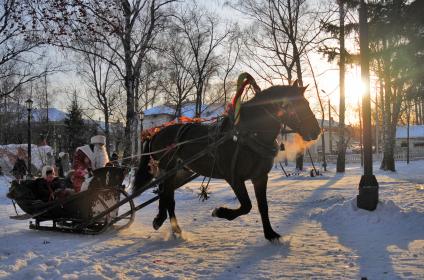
[72,147,93,193]
[12,159,27,179]
[32,177,63,202]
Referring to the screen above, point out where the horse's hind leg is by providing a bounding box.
[212,179,252,220]
[166,171,193,234]
[153,182,168,230]
[166,188,182,234]
[154,175,182,234]
[251,175,281,241]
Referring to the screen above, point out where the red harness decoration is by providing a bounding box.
[141,116,208,141]
[228,73,261,124]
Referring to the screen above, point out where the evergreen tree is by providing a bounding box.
[320,0,359,173]
[64,93,86,156]
[367,0,424,171]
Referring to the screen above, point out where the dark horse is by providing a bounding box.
[133,84,321,241]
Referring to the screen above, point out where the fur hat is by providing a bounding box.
[90,135,106,145]
[42,165,54,178]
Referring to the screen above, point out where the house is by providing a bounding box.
[142,102,225,129]
[395,125,424,154]
[309,118,340,156]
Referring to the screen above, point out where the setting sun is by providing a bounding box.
[345,69,365,102]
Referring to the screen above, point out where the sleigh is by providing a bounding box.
[6,134,229,235]
[7,167,136,234]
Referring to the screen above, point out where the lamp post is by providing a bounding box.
[25,98,33,177]
[137,111,145,157]
[357,0,379,211]
[57,134,62,152]
[321,89,334,155]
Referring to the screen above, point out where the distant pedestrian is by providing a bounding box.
[12,157,27,180]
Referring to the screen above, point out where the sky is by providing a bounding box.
[199,0,371,125]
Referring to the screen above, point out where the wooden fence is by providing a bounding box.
[312,152,424,164]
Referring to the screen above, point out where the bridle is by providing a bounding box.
[261,96,305,135]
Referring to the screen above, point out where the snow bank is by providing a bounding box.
[311,197,424,279]
[0,144,54,175]
[311,197,423,227]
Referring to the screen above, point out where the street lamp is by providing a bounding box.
[25,98,33,178]
[357,0,379,210]
[139,111,145,130]
[137,111,145,158]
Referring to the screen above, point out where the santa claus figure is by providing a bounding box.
[72,135,109,192]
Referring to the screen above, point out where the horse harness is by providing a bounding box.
[147,95,302,189]
[163,114,279,189]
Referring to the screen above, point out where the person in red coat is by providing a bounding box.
[72,135,109,192]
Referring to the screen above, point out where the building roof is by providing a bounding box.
[144,102,225,119]
[32,108,67,122]
[396,125,424,139]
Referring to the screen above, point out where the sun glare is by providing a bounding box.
[346,75,365,101]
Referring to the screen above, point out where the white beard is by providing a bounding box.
[93,145,109,169]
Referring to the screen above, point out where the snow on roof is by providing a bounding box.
[144,105,175,116]
[32,108,67,122]
[144,103,225,118]
[396,125,424,139]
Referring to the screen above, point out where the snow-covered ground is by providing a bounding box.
[0,161,423,279]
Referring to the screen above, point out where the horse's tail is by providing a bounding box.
[132,139,153,196]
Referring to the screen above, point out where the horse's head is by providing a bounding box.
[259,84,321,142]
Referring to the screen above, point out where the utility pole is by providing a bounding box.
[407,100,410,164]
[375,90,379,160]
[358,99,363,167]
[329,99,332,154]
[357,0,379,211]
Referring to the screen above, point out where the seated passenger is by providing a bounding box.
[33,166,63,202]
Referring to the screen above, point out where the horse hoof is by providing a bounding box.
[152,215,166,230]
[212,208,219,217]
[170,217,182,234]
[153,220,161,230]
[265,232,281,241]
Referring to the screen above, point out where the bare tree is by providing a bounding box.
[0,0,59,99]
[159,33,196,117]
[75,42,121,155]
[31,0,177,158]
[172,3,231,117]
[221,25,242,104]
[231,0,331,170]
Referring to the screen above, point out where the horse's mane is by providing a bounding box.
[243,85,301,108]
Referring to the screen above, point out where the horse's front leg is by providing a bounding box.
[251,175,281,241]
[212,179,252,220]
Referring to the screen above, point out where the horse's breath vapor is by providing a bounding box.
[275,134,318,162]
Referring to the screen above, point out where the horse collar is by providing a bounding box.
[231,129,278,159]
